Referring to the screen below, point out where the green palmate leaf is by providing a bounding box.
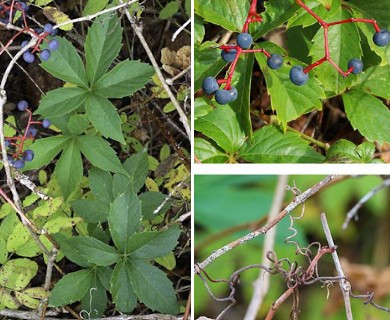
[159,0,180,19]
[240,125,324,163]
[194,138,230,163]
[40,37,88,88]
[23,135,70,170]
[195,104,245,154]
[128,225,181,260]
[318,0,333,8]
[253,0,297,38]
[35,87,88,117]
[0,259,38,290]
[122,149,149,193]
[287,0,340,28]
[0,237,7,265]
[0,287,20,309]
[83,0,110,15]
[309,7,361,95]
[352,65,390,99]
[65,236,121,266]
[6,223,30,252]
[14,291,40,309]
[80,275,107,318]
[49,269,93,307]
[194,41,227,91]
[194,97,213,120]
[97,266,113,291]
[72,199,109,223]
[77,135,127,175]
[139,192,170,220]
[89,168,113,204]
[325,139,378,163]
[15,239,40,258]
[0,213,19,242]
[4,115,16,137]
[348,0,390,29]
[85,13,122,84]
[43,216,82,234]
[194,0,248,32]
[112,173,132,197]
[128,259,179,314]
[111,260,137,313]
[194,15,205,44]
[342,90,390,144]
[85,94,125,143]
[109,191,141,253]
[230,53,254,138]
[155,252,176,270]
[255,43,325,127]
[66,114,90,135]
[53,234,92,268]
[350,8,390,65]
[54,140,83,199]
[93,60,154,98]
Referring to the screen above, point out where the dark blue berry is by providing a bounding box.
[289,66,309,86]
[23,51,35,63]
[42,119,51,128]
[237,33,253,49]
[21,40,29,48]
[373,29,390,47]
[13,158,25,169]
[50,29,58,36]
[215,87,238,105]
[5,140,10,147]
[40,49,51,61]
[26,126,37,137]
[348,58,363,74]
[35,28,43,34]
[17,100,28,111]
[18,2,29,11]
[267,54,283,69]
[48,39,59,51]
[221,46,237,63]
[24,149,34,162]
[43,23,53,34]
[202,77,219,95]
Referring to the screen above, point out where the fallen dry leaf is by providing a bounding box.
[161,46,190,76]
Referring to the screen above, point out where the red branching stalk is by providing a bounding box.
[296,0,380,76]
[218,0,269,90]
[242,0,262,33]
[0,1,52,57]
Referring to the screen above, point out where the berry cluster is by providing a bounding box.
[0,0,28,24]
[3,100,51,170]
[202,0,283,105]
[290,0,390,86]
[202,0,390,104]
[22,24,59,63]
[0,1,60,63]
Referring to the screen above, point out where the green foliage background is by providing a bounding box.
[194,0,390,163]
[194,175,390,319]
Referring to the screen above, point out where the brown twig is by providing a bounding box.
[195,175,335,271]
[264,246,335,320]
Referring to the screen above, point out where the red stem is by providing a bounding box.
[296,0,380,76]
